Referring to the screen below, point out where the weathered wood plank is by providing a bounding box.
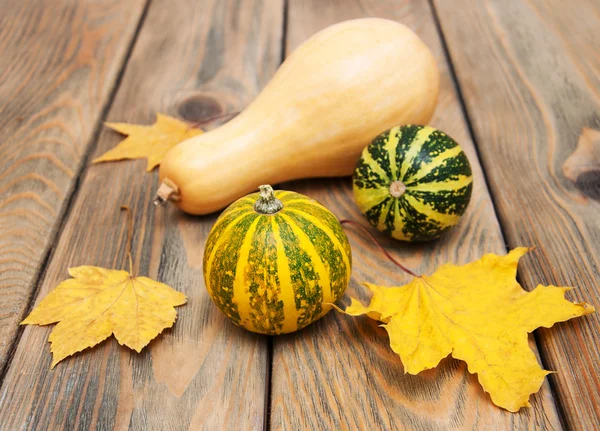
[0,0,283,429]
[270,0,563,429]
[0,0,148,373]
[432,0,600,428]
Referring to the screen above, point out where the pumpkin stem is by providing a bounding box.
[389,181,406,198]
[339,219,420,277]
[153,178,180,206]
[254,185,283,214]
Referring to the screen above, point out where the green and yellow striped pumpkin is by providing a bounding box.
[353,125,473,241]
[203,185,352,335]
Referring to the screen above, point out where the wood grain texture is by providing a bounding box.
[0,0,148,373]
[432,0,600,428]
[270,0,563,429]
[0,0,283,429]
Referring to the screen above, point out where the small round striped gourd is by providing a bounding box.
[353,125,473,241]
[203,185,352,335]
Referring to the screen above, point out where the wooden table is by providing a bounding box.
[1,0,598,429]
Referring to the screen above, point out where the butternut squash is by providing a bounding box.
[156,18,439,214]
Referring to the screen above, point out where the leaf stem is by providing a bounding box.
[339,219,419,277]
[186,111,240,130]
[120,205,134,276]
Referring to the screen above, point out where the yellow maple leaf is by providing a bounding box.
[93,114,202,171]
[337,248,594,412]
[22,266,187,368]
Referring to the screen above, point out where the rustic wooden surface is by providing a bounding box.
[433,0,600,428]
[270,1,561,429]
[0,0,148,375]
[0,0,282,429]
[0,0,598,429]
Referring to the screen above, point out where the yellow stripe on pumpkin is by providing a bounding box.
[377,198,394,233]
[384,126,401,180]
[283,198,326,212]
[280,198,319,207]
[353,186,390,214]
[275,191,298,201]
[209,206,251,234]
[392,199,411,241]
[407,176,473,193]
[405,145,464,184]
[399,126,436,180]
[403,194,462,227]
[285,208,351,279]
[360,146,390,182]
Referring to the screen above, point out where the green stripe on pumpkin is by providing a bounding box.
[204,210,254,290]
[366,133,393,180]
[276,215,325,331]
[396,195,448,241]
[405,145,463,183]
[354,145,390,189]
[237,216,285,334]
[402,129,457,182]
[206,213,259,324]
[271,218,301,332]
[407,150,472,186]
[364,196,392,231]
[284,200,352,266]
[407,184,472,216]
[399,125,435,180]
[384,126,401,180]
[403,194,462,227]
[391,199,411,241]
[285,210,349,300]
[408,177,472,192]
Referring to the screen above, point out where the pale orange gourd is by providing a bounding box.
[156,18,439,215]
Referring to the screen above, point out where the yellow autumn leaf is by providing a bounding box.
[22,266,187,368]
[337,247,595,412]
[93,114,202,171]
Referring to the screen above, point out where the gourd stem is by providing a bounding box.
[120,205,135,276]
[339,219,420,277]
[254,185,283,214]
[153,178,180,206]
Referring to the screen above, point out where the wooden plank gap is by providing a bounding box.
[426,1,569,428]
[431,0,600,427]
[426,0,509,243]
[0,1,285,428]
[265,5,288,429]
[280,0,290,60]
[0,0,153,385]
[269,0,562,428]
[263,336,274,431]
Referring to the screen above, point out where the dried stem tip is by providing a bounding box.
[153,178,180,206]
[254,185,283,214]
[389,181,406,198]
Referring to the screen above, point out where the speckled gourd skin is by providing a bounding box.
[353,125,473,241]
[203,189,352,335]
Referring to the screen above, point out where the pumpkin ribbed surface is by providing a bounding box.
[353,125,473,241]
[203,190,352,335]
